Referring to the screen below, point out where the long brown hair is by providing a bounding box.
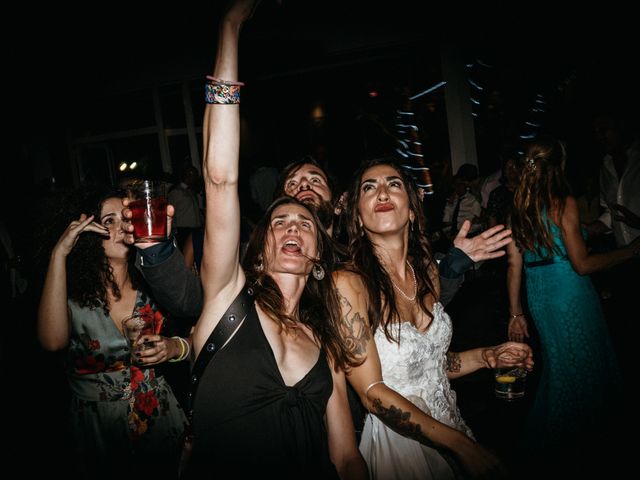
[511,136,571,257]
[345,157,437,343]
[242,196,355,370]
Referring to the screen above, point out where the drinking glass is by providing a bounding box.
[127,180,168,243]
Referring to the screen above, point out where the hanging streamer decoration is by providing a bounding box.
[394,82,447,196]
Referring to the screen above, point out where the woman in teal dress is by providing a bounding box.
[37,188,188,478]
[506,136,639,472]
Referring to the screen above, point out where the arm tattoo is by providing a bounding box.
[445,352,461,373]
[370,398,436,448]
[336,289,371,356]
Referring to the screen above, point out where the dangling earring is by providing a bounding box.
[410,219,414,232]
[312,263,325,281]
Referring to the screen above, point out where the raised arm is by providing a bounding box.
[138,245,204,318]
[453,220,512,263]
[193,1,258,356]
[199,2,250,300]
[334,270,504,478]
[37,215,109,350]
[122,198,203,317]
[437,221,513,306]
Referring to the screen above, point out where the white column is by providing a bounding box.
[441,42,477,174]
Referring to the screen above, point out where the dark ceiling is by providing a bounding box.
[9,1,639,142]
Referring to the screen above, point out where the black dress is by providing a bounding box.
[189,302,339,479]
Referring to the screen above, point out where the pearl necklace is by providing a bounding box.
[389,261,417,302]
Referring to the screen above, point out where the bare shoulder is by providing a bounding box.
[334,269,370,314]
[333,268,366,292]
[564,195,578,211]
[560,196,580,225]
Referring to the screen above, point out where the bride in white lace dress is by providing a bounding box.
[335,158,533,479]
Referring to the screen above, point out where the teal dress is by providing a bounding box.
[523,218,621,458]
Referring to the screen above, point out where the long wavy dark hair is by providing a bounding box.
[66,188,142,315]
[511,135,571,257]
[344,157,437,343]
[242,196,356,370]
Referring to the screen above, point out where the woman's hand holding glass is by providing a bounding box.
[132,334,182,366]
[482,341,534,371]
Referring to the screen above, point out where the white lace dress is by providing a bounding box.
[359,302,473,479]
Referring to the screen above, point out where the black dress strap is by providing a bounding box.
[187,284,254,409]
[178,285,255,478]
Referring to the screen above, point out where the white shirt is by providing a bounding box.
[443,190,483,234]
[480,169,502,208]
[598,142,640,247]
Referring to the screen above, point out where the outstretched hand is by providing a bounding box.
[54,214,109,257]
[453,220,512,263]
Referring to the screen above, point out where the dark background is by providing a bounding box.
[3,2,638,475]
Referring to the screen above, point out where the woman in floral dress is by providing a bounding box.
[37,188,187,477]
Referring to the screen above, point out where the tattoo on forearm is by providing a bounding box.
[446,352,461,373]
[336,289,371,356]
[370,398,436,448]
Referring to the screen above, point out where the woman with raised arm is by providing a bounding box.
[506,135,639,471]
[37,187,188,477]
[187,1,367,478]
[335,157,533,479]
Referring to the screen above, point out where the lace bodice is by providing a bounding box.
[373,302,473,437]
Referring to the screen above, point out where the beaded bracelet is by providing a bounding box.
[205,81,242,104]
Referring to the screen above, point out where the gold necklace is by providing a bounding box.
[389,261,417,302]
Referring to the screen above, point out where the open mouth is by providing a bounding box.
[282,239,302,254]
[297,192,318,203]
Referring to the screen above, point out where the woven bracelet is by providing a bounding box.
[205,82,241,104]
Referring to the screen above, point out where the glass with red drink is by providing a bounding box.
[128,180,168,242]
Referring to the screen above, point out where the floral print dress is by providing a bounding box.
[66,291,187,470]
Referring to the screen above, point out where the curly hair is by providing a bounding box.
[242,196,356,371]
[344,157,437,343]
[66,187,142,315]
[511,135,571,258]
